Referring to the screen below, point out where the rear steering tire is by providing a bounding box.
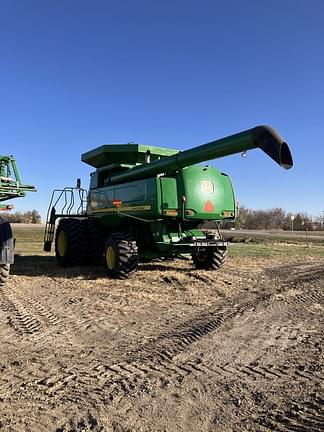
[104,233,138,279]
[0,264,10,285]
[192,248,227,270]
[0,216,13,285]
[55,218,87,266]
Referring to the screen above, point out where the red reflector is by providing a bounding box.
[112,199,122,208]
[0,205,14,211]
[204,200,214,212]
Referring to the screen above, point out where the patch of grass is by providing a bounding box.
[12,224,49,255]
[229,242,324,257]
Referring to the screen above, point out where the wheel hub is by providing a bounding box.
[106,246,116,270]
[57,231,67,256]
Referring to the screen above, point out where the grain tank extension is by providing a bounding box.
[44,126,293,279]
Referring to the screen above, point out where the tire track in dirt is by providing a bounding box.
[61,292,147,338]
[8,295,264,403]
[0,285,114,342]
[35,370,78,397]
[0,286,73,396]
[273,290,324,306]
[26,297,63,326]
[0,285,65,338]
[11,264,322,399]
[256,393,324,432]
[266,263,324,286]
[199,359,324,385]
[55,413,103,432]
[68,310,118,335]
[29,275,324,432]
[20,282,323,405]
[0,288,42,336]
[265,263,324,323]
[3,260,323,432]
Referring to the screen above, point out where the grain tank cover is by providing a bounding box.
[82,144,179,168]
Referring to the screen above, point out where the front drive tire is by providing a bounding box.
[192,248,227,270]
[104,233,138,279]
[55,218,87,266]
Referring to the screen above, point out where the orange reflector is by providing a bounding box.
[112,199,122,208]
[163,210,178,216]
[0,205,14,211]
[204,200,214,212]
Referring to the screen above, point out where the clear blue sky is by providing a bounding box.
[1,0,323,220]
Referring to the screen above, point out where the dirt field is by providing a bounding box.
[0,227,323,431]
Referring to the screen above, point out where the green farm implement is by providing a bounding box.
[44,125,293,279]
[0,154,36,283]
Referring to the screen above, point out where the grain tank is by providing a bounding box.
[44,126,293,279]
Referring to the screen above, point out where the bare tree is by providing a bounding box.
[0,210,42,224]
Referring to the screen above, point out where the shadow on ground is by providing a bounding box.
[12,255,105,279]
[12,255,192,279]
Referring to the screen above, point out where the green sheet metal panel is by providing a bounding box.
[87,177,160,226]
[82,144,179,168]
[160,177,178,211]
[179,165,236,221]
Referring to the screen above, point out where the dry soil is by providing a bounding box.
[0,254,323,431]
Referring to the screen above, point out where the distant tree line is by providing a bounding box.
[1,210,41,224]
[203,207,323,231]
[3,207,322,230]
[232,207,317,231]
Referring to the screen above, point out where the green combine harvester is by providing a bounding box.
[0,154,36,284]
[44,125,293,279]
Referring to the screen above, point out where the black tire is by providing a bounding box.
[55,218,87,266]
[192,248,227,270]
[104,233,138,279]
[0,216,13,285]
[87,218,105,265]
[0,264,10,285]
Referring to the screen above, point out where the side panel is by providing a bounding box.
[179,165,236,221]
[159,177,178,216]
[87,178,160,226]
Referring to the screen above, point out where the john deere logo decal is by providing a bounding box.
[201,180,214,194]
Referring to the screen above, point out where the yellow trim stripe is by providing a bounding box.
[88,205,152,214]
